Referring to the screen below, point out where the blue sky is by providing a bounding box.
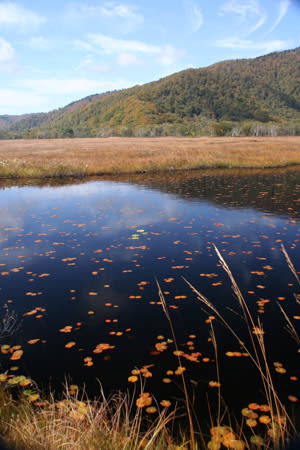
[0,0,299,115]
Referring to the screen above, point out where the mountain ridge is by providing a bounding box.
[1,47,300,138]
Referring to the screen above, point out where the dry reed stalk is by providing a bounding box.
[277,303,300,347]
[211,245,286,426]
[184,245,297,448]
[281,243,300,286]
[278,244,300,346]
[156,279,197,450]
[208,322,222,427]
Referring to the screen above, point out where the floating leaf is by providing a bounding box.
[275,367,286,374]
[128,376,138,383]
[10,350,23,361]
[136,393,152,408]
[60,326,72,333]
[8,376,26,385]
[259,415,271,424]
[1,345,10,354]
[145,406,157,414]
[246,419,257,427]
[65,342,76,349]
[19,379,32,387]
[28,339,40,345]
[28,393,40,402]
[160,400,171,407]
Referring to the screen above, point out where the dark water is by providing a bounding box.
[0,168,299,420]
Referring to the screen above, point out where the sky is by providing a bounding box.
[0,0,299,115]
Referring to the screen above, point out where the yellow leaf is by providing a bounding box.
[28,394,40,402]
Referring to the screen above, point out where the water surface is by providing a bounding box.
[0,168,299,418]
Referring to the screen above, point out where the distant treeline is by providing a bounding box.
[1,119,299,139]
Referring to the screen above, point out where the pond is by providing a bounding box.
[0,168,299,421]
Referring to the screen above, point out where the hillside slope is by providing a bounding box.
[0,115,27,130]
[3,47,300,138]
[2,92,114,133]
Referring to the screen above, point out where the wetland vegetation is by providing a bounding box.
[0,137,300,179]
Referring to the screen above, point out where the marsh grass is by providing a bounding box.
[0,385,182,450]
[0,137,300,178]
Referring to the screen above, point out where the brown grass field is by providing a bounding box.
[0,136,300,178]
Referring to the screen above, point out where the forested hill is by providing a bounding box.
[0,114,27,130]
[0,92,113,133]
[2,47,300,138]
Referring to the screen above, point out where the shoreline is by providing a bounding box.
[1,161,300,181]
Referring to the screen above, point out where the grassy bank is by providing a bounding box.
[0,386,181,450]
[0,137,300,178]
[0,380,298,450]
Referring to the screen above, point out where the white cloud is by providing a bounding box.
[214,37,291,53]
[86,33,182,66]
[67,2,143,29]
[88,33,161,54]
[220,0,267,35]
[269,0,290,32]
[1,78,138,114]
[158,45,184,66]
[27,37,51,49]
[0,2,45,28]
[99,2,143,22]
[220,0,260,19]
[73,40,94,52]
[77,57,113,73]
[117,52,141,66]
[15,77,134,95]
[0,37,14,62]
[0,89,46,114]
[185,0,203,33]
[248,13,267,34]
